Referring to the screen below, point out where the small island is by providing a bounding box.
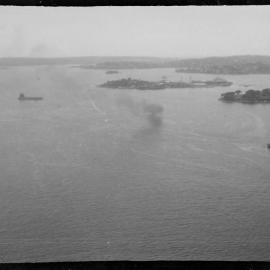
[106,70,119,74]
[220,88,270,103]
[191,77,233,87]
[99,77,232,90]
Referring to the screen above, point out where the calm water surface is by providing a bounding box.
[0,66,270,262]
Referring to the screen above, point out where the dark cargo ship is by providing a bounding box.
[18,93,43,101]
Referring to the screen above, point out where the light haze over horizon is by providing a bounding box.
[0,6,270,58]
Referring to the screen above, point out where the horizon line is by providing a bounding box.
[1,54,270,59]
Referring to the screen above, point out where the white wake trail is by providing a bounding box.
[89,96,110,123]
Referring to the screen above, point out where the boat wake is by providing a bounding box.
[89,96,109,122]
[90,99,103,114]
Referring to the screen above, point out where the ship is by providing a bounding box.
[18,93,43,101]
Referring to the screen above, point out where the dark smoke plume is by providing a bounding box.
[142,102,163,128]
[116,94,164,133]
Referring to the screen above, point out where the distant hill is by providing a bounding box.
[2,55,270,74]
[0,56,171,67]
[173,55,270,74]
[76,55,270,74]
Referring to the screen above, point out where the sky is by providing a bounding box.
[0,6,270,58]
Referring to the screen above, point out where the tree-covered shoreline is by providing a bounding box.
[220,88,270,103]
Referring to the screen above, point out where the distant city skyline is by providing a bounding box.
[0,6,270,58]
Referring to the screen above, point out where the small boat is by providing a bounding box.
[18,93,43,101]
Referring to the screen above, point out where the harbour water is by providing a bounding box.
[0,66,270,262]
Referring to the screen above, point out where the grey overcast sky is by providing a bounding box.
[0,6,270,58]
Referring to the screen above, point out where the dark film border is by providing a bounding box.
[0,2,269,270]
